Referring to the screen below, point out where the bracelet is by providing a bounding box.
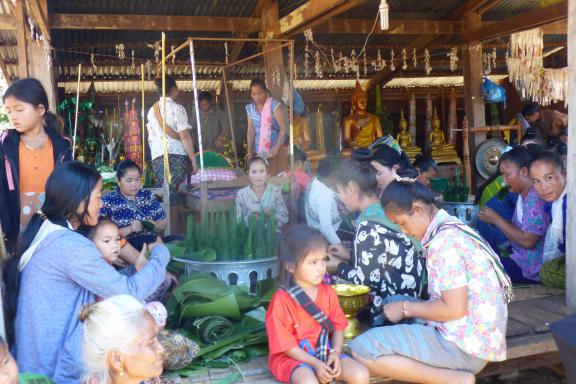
[402,301,409,318]
[329,348,341,355]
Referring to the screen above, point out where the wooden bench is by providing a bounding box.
[171,286,571,383]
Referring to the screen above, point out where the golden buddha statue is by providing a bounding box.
[293,114,311,151]
[429,109,461,164]
[396,110,421,161]
[343,81,383,149]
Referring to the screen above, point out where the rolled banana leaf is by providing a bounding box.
[180,293,241,321]
[192,316,234,344]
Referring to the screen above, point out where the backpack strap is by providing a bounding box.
[153,102,182,141]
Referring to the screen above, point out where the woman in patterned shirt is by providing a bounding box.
[100,160,166,251]
[327,150,425,327]
[349,179,510,384]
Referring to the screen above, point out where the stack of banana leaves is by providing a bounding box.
[167,207,278,262]
[164,273,276,377]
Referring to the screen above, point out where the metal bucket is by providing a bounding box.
[173,256,278,287]
[437,201,479,228]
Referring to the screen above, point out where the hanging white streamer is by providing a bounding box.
[189,41,205,179]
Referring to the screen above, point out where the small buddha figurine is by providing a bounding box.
[429,109,461,164]
[293,114,311,151]
[343,81,383,149]
[396,110,421,161]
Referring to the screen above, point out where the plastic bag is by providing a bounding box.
[482,77,507,107]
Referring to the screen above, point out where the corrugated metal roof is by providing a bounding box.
[384,74,508,88]
[48,0,260,17]
[483,0,540,21]
[338,0,464,20]
[58,79,223,94]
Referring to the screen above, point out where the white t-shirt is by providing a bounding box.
[305,178,342,245]
[146,97,191,160]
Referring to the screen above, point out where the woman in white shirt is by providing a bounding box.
[305,156,343,245]
[147,76,197,192]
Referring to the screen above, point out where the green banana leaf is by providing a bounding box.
[165,244,187,258]
[192,316,234,344]
[178,249,217,262]
[180,293,241,322]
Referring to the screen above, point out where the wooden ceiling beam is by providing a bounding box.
[14,0,28,78]
[48,14,262,32]
[0,14,15,29]
[314,19,462,35]
[446,0,501,19]
[269,0,364,38]
[463,0,568,43]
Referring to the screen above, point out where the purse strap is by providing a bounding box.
[153,102,182,141]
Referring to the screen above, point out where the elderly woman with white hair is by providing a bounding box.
[80,295,165,384]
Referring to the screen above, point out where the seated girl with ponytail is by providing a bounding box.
[348,178,511,384]
[327,150,425,327]
[0,78,72,253]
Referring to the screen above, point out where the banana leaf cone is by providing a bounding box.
[178,248,217,262]
[180,293,241,322]
[243,215,255,260]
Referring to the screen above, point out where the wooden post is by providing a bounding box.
[448,87,457,145]
[221,69,239,167]
[261,0,285,99]
[425,93,432,153]
[461,116,472,190]
[566,0,575,309]
[14,0,28,79]
[409,92,416,146]
[462,11,485,191]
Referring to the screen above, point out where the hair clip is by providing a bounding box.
[394,174,417,183]
[37,209,47,220]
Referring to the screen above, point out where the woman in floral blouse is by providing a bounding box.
[327,150,424,327]
[349,178,511,384]
[100,160,166,250]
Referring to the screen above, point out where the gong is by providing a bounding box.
[475,139,507,179]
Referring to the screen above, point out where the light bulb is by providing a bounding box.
[379,0,389,30]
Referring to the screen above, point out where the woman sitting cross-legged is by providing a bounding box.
[348,179,511,384]
[327,150,425,327]
[100,159,167,251]
[478,145,550,284]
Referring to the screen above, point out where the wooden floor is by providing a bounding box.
[163,286,572,384]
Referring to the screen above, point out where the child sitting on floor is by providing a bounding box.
[87,220,174,302]
[236,156,289,228]
[265,225,369,384]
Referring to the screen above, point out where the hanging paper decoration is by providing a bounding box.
[91,52,97,71]
[389,49,395,71]
[145,60,153,80]
[401,48,407,70]
[28,18,35,41]
[170,45,176,65]
[424,48,432,75]
[272,64,282,85]
[447,47,458,72]
[492,48,497,69]
[412,48,417,68]
[224,42,229,65]
[314,51,323,78]
[115,43,125,60]
[350,49,358,75]
[131,50,135,71]
[147,41,161,63]
[343,54,350,74]
[363,50,367,77]
[331,49,340,73]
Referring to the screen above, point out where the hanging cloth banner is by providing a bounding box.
[161,32,172,184]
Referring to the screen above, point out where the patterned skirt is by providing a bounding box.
[151,154,190,191]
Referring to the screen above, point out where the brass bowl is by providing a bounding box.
[333,284,371,340]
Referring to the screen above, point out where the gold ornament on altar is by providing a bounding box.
[343,81,383,149]
[429,109,461,164]
[396,110,421,161]
[333,284,371,339]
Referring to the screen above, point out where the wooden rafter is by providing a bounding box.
[463,0,568,43]
[268,0,364,38]
[229,0,263,63]
[314,19,462,35]
[0,14,15,29]
[48,14,262,32]
[446,0,501,19]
